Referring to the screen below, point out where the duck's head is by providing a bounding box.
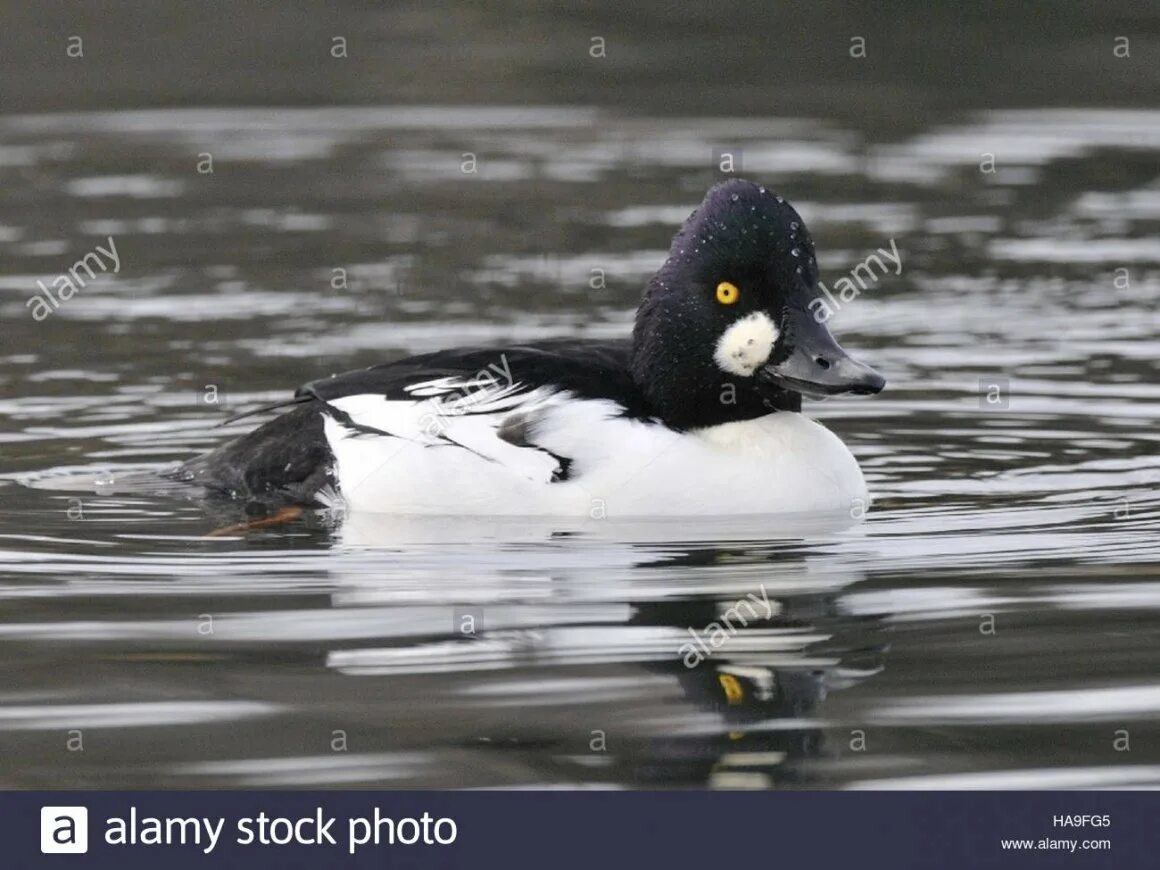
[631,179,885,429]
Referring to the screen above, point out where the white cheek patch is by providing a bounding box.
[713,311,780,377]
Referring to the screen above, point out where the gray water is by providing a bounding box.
[2,4,1160,789]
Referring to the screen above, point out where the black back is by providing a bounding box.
[298,338,647,416]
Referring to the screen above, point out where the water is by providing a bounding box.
[3,10,1160,789]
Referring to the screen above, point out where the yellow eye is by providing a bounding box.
[715,281,740,305]
[718,673,744,705]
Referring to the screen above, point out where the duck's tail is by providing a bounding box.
[167,402,334,510]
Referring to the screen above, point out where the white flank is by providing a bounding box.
[321,376,867,517]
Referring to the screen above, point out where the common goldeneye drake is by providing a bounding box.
[173,179,884,518]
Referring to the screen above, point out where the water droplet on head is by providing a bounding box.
[758,186,767,195]
[791,248,801,257]
[730,193,739,203]
[790,221,799,231]
[775,196,784,204]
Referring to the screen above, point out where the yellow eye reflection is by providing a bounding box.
[718,673,745,705]
[715,281,740,305]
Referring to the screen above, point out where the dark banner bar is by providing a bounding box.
[4,791,1148,868]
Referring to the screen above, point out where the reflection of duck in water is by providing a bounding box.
[626,555,887,787]
[323,525,887,788]
[171,179,883,530]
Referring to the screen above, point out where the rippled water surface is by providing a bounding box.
[3,16,1160,789]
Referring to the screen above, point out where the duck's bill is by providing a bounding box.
[757,309,885,400]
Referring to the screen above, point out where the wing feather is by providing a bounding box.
[324,384,570,485]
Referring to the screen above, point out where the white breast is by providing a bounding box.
[322,391,868,518]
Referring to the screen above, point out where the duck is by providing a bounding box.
[170,179,885,520]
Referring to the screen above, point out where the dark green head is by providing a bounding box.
[631,179,884,429]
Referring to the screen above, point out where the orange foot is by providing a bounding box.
[205,504,304,538]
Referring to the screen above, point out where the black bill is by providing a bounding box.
[757,307,885,400]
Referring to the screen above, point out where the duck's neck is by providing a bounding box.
[629,295,794,431]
